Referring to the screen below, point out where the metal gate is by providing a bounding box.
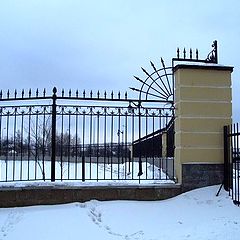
[224,124,240,206]
[0,60,175,184]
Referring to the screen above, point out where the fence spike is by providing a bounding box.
[29,89,32,98]
[69,89,71,97]
[111,91,114,99]
[22,89,24,98]
[141,67,149,76]
[104,91,107,99]
[53,87,57,95]
[83,90,85,98]
[183,48,186,59]
[7,89,10,99]
[97,90,100,99]
[43,88,46,97]
[90,90,93,98]
[0,90,2,99]
[76,89,79,98]
[14,89,17,99]
[36,88,39,97]
[125,91,128,100]
[62,89,64,97]
[177,48,180,58]
[196,49,199,60]
[150,61,157,72]
[134,75,142,82]
[161,57,166,68]
[190,48,192,59]
[118,91,121,99]
[129,87,136,91]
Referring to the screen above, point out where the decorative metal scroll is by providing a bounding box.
[130,58,173,104]
[172,40,218,65]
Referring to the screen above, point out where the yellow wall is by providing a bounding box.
[174,65,233,183]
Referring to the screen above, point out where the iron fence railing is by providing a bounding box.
[224,124,240,206]
[0,87,175,183]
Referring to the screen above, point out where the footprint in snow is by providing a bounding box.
[0,209,24,239]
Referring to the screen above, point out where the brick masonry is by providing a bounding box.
[0,184,182,207]
[182,163,224,192]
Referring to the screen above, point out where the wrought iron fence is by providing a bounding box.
[224,124,240,206]
[0,87,175,183]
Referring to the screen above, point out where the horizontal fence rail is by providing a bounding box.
[0,88,175,184]
[224,124,240,206]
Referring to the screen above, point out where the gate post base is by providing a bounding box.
[181,163,224,192]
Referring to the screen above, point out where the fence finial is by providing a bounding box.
[53,87,57,95]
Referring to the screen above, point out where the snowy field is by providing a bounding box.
[0,185,239,240]
[0,159,174,186]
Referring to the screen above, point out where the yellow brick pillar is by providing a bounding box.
[174,64,233,190]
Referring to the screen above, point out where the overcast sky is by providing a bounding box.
[0,0,239,121]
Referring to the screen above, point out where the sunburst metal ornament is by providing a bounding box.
[130,58,173,104]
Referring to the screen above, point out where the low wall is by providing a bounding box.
[0,184,182,207]
[182,163,224,192]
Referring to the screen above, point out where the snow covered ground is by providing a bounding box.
[0,185,239,240]
[0,159,174,186]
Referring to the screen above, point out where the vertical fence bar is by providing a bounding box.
[51,87,57,182]
[6,112,9,181]
[20,112,24,181]
[145,109,148,180]
[131,109,135,180]
[223,125,230,191]
[236,123,239,205]
[89,108,93,180]
[67,114,71,179]
[13,108,17,181]
[138,103,143,179]
[82,111,85,182]
[117,108,121,179]
[42,107,46,181]
[110,112,114,179]
[152,112,155,180]
[96,111,100,181]
[75,108,78,179]
[233,124,237,203]
[104,108,107,179]
[124,112,128,179]
[27,107,31,180]
[35,111,39,180]
[165,113,169,180]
